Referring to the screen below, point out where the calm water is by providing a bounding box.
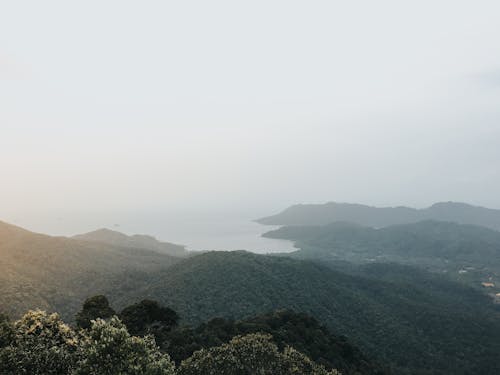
[9,212,297,254]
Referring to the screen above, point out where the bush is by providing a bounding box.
[0,307,340,375]
[120,299,179,336]
[74,316,175,375]
[0,310,78,375]
[177,333,340,375]
[75,295,116,329]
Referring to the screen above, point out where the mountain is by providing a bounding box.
[112,250,500,375]
[257,201,500,230]
[0,220,180,319]
[73,228,187,257]
[264,220,500,294]
[4,220,500,373]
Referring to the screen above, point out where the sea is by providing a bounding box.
[7,211,297,254]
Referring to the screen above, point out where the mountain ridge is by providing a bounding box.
[73,228,187,257]
[257,201,500,230]
[0,220,180,319]
[3,219,500,373]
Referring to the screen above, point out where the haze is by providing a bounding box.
[2,1,500,237]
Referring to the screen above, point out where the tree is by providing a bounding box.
[1,310,175,375]
[120,299,179,336]
[0,310,78,375]
[74,316,175,375]
[177,333,340,375]
[75,295,116,329]
[0,313,14,348]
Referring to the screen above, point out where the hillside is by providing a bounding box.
[0,220,180,319]
[73,228,187,257]
[257,201,500,230]
[113,250,500,375]
[3,220,500,373]
[264,220,500,294]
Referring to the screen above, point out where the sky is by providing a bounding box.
[1,1,500,234]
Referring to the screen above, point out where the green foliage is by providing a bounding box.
[120,299,179,336]
[0,313,14,348]
[177,333,340,375]
[265,220,500,293]
[0,220,180,321]
[161,310,385,375]
[116,251,500,374]
[74,316,175,375]
[0,310,175,374]
[5,216,500,374]
[0,310,78,375]
[75,295,116,329]
[0,308,340,375]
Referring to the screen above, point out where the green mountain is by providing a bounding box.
[73,228,187,257]
[112,250,500,375]
[264,220,500,294]
[257,201,500,230]
[0,220,180,319]
[3,220,500,373]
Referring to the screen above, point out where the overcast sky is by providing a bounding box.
[2,1,500,226]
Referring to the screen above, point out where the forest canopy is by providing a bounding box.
[0,302,342,375]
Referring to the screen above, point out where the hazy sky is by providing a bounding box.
[2,1,500,226]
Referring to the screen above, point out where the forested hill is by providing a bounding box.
[3,220,500,373]
[112,250,500,375]
[73,228,187,257]
[0,220,180,319]
[264,220,500,294]
[257,201,500,230]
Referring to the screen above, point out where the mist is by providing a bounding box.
[2,0,500,235]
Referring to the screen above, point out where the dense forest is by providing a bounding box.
[2,219,500,374]
[264,220,500,294]
[0,297,364,374]
[109,251,500,374]
[0,220,180,319]
[75,296,385,374]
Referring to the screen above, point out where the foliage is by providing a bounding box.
[114,299,372,373]
[0,308,341,375]
[0,312,14,348]
[115,250,500,374]
[75,295,116,329]
[0,310,175,375]
[74,316,175,375]
[120,299,179,336]
[0,220,180,321]
[177,333,340,375]
[5,216,500,374]
[0,310,78,375]
[161,310,385,375]
[265,220,500,293]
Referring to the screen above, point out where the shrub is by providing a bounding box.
[74,316,175,375]
[0,310,78,374]
[177,333,340,375]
